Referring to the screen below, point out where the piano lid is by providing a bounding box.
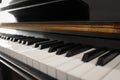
[0,0,89,22]
[0,0,120,23]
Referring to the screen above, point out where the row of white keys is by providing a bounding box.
[0,40,96,79]
[102,63,120,80]
[66,51,109,80]
[0,39,19,57]
[39,48,95,78]
[41,54,71,78]
[10,44,34,60]
[0,39,34,59]
[32,52,56,70]
[14,47,36,62]
[16,48,69,73]
[56,48,95,80]
[0,39,53,67]
[3,38,120,80]
[68,57,98,80]
[81,55,120,80]
[19,48,56,67]
[20,45,70,73]
[0,39,59,72]
[21,47,91,77]
[0,39,11,53]
[0,39,56,70]
[39,53,67,74]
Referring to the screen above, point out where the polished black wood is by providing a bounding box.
[0,0,89,22]
[1,0,120,22]
[11,0,89,22]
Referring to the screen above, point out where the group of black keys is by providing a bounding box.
[0,33,120,66]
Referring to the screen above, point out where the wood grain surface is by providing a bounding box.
[0,22,120,34]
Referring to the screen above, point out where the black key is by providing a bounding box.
[4,36,11,40]
[56,43,76,55]
[18,36,35,44]
[12,38,20,42]
[22,38,36,44]
[2,35,7,39]
[82,48,108,62]
[5,34,25,41]
[48,43,69,53]
[10,38,14,41]
[21,38,32,44]
[0,35,3,38]
[34,40,57,48]
[2,36,6,39]
[22,38,39,44]
[6,36,13,40]
[0,35,3,39]
[96,49,120,66]
[48,43,74,53]
[26,38,49,45]
[40,41,62,49]
[11,37,20,41]
[66,45,91,57]
[12,36,27,42]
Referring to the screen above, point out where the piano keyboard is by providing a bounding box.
[0,33,120,80]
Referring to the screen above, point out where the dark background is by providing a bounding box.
[84,0,120,21]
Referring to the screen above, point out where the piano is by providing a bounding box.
[0,0,120,80]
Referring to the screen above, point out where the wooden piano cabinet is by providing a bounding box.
[0,22,120,34]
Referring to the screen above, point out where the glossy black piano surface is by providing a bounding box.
[0,0,89,22]
[0,0,120,22]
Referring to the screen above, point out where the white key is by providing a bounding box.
[26,49,52,66]
[102,63,120,80]
[57,59,83,80]
[19,48,40,64]
[0,40,14,55]
[56,48,95,80]
[47,54,73,78]
[81,55,120,80]
[68,58,98,80]
[67,50,110,80]
[0,39,57,70]
[9,38,12,41]
[0,39,27,52]
[13,46,36,61]
[19,48,56,68]
[32,52,56,70]
[0,40,12,53]
[8,44,33,58]
[21,40,24,44]
[40,48,95,78]
[0,39,34,59]
[39,54,66,74]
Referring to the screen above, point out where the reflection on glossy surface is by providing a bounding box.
[0,0,89,22]
[0,0,12,7]
[0,28,17,34]
[0,11,17,23]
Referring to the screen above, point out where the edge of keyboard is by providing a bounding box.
[0,52,56,80]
